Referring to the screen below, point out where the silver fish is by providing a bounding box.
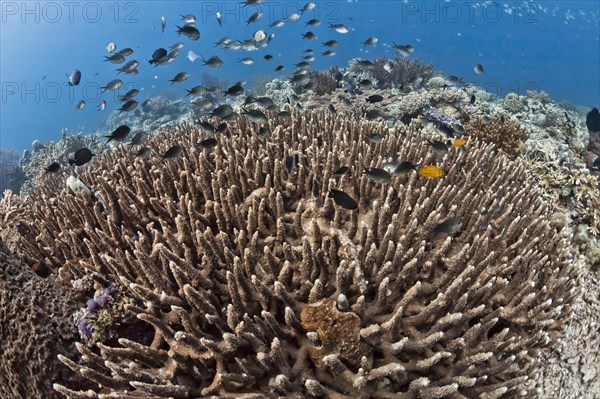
[101,79,123,93]
[329,23,349,34]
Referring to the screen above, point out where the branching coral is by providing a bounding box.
[4,112,575,398]
[466,116,528,157]
[307,67,343,96]
[349,57,434,90]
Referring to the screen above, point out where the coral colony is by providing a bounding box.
[1,112,577,398]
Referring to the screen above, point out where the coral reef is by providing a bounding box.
[0,239,89,398]
[264,79,298,110]
[465,115,528,157]
[0,148,25,195]
[502,92,527,114]
[2,112,576,398]
[348,57,434,90]
[307,66,343,96]
[104,95,195,135]
[17,129,103,195]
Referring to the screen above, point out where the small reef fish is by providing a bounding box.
[210,104,234,119]
[104,53,125,64]
[118,100,138,114]
[101,79,123,93]
[243,109,267,124]
[105,125,131,143]
[363,37,378,47]
[161,145,183,161]
[216,12,222,27]
[195,119,216,134]
[149,48,168,64]
[394,161,419,175]
[161,16,166,33]
[202,56,224,68]
[118,48,133,56]
[169,72,190,84]
[300,2,316,13]
[68,69,81,86]
[241,0,264,7]
[366,94,384,103]
[392,43,414,57]
[106,41,116,52]
[329,188,358,210]
[118,89,139,102]
[97,100,106,111]
[129,131,147,145]
[176,25,200,41]
[181,14,196,24]
[333,166,350,176]
[434,218,463,235]
[427,139,449,155]
[246,11,263,25]
[75,100,85,110]
[285,154,298,174]
[418,165,445,178]
[367,133,384,144]
[198,138,218,149]
[329,23,349,34]
[474,64,485,74]
[69,148,93,166]
[363,167,392,183]
[135,147,151,158]
[44,162,61,175]
[452,138,467,148]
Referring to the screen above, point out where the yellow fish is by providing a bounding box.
[418,165,445,178]
[452,138,467,148]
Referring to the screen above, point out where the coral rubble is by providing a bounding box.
[1,112,576,398]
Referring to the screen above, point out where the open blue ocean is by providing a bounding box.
[0,0,598,152]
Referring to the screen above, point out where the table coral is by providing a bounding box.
[2,112,576,399]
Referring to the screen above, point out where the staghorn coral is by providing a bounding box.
[0,239,91,398]
[4,112,576,398]
[466,115,528,157]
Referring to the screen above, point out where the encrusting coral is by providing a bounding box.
[0,239,91,398]
[1,112,576,398]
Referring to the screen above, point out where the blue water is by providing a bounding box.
[1,0,599,152]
